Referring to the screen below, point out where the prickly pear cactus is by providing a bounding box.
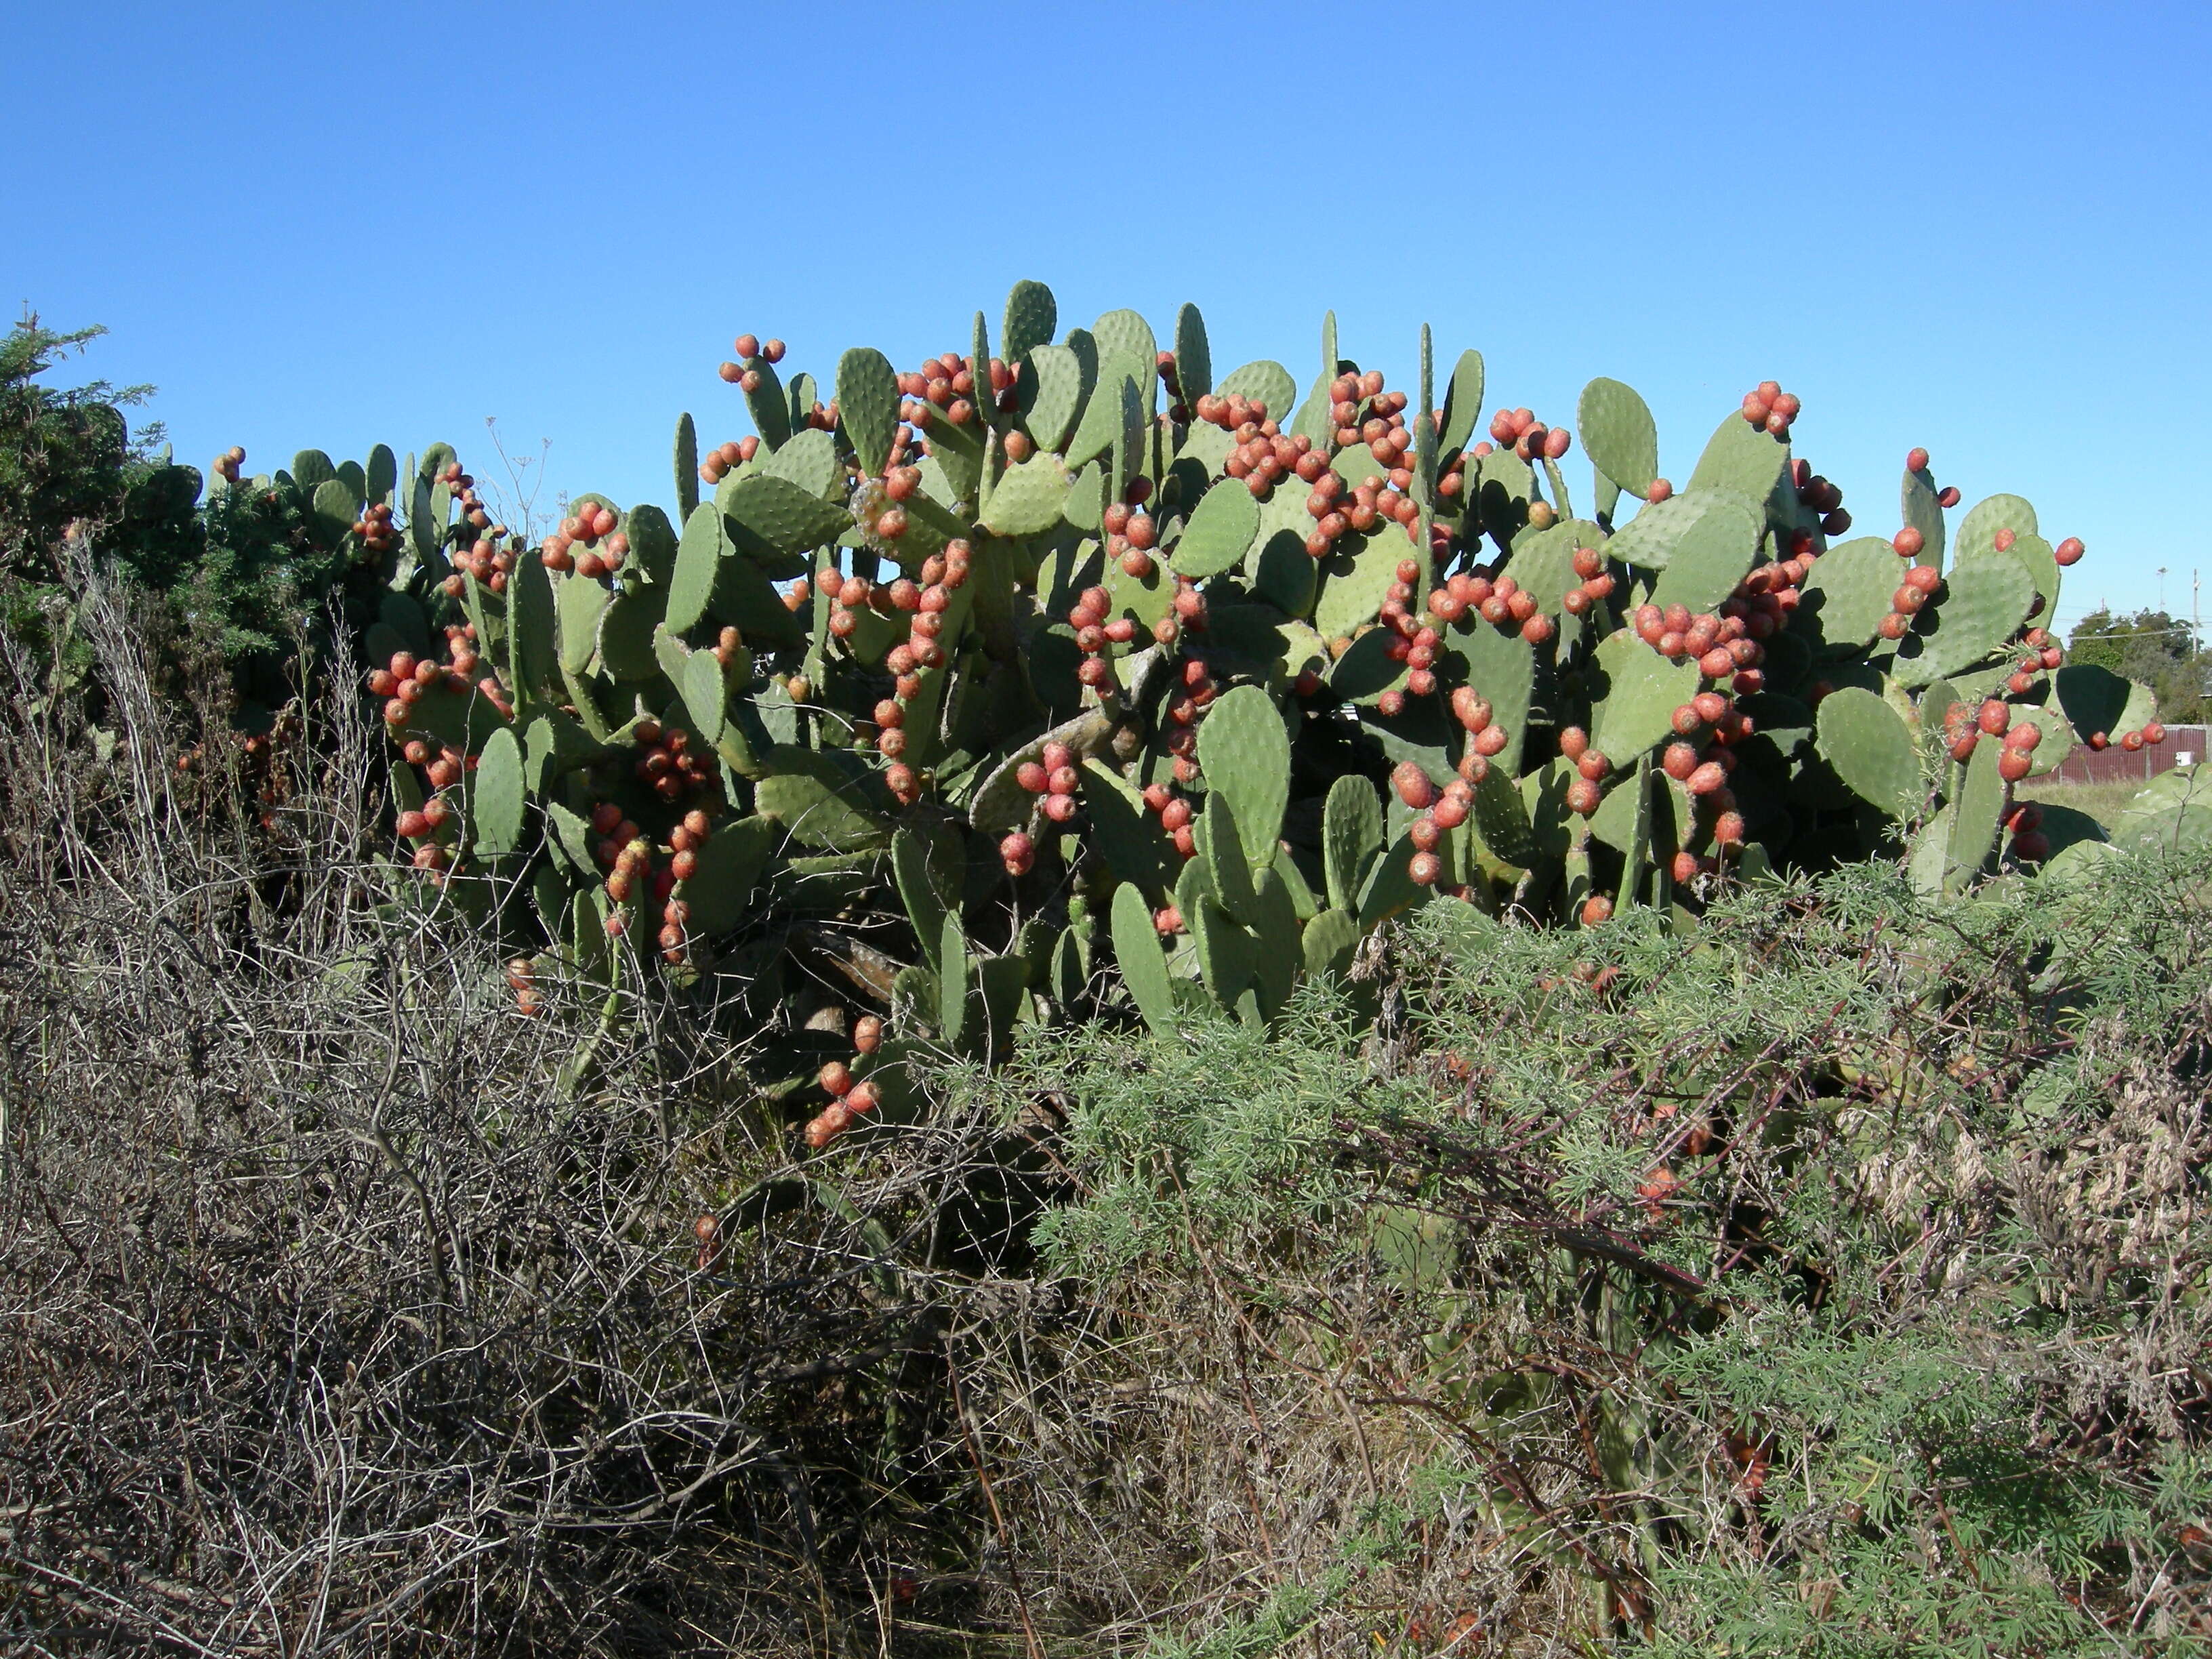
[337,296,2158,1151]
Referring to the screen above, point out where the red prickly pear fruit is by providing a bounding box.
[718,361,742,383]
[2007,672,2036,697]
[885,762,918,802]
[819,1060,854,1098]
[1686,761,1727,796]
[1047,765,1080,796]
[1976,699,2010,736]
[1937,485,1961,507]
[2145,722,2167,744]
[1672,703,1704,736]
[1998,748,2032,783]
[1572,546,1604,580]
[2087,731,2108,750]
[672,849,699,881]
[1906,447,1930,472]
[1713,811,1746,848]
[1904,564,1942,594]
[733,333,760,359]
[1000,832,1035,875]
[762,339,785,363]
[1893,527,1925,558]
[1473,723,1509,758]
[1003,430,1034,463]
[395,809,430,840]
[1016,760,1049,794]
[1877,613,1912,640]
[1377,690,1406,716]
[1693,691,1729,724]
[1671,851,1700,884]
[843,1080,879,1115]
[1041,741,1074,773]
[1565,777,1601,816]
[1580,894,1613,926]
[2121,730,2144,752]
[1992,527,2016,552]
[1742,392,1771,426]
[1646,478,1673,504]
[1431,793,1469,830]
[1542,426,1572,459]
[1820,509,1852,535]
[590,802,623,834]
[1126,514,1158,552]
[1408,851,1443,886]
[1698,647,1735,680]
[854,1015,884,1054]
[2053,537,2084,566]
[1153,904,1184,935]
[1662,743,1699,781]
[1950,731,1981,763]
[1577,751,1610,783]
[1559,725,1589,761]
[1408,815,1442,853]
[2003,721,2042,752]
[1391,761,1436,811]
[1520,613,1555,645]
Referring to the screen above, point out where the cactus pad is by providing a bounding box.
[1195,684,1290,867]
[1815,687,1924,821]
[1170,477,1263,581]
[1576,377,1660,495]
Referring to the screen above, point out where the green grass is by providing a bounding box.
[2014,775,2153,829]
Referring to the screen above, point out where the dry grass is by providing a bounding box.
[2014,775,2160,829]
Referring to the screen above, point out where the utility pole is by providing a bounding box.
[2156,566,2168,613]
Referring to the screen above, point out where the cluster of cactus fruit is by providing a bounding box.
[283,281,2187,1147]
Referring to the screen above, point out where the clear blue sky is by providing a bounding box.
[9,1,2207,638]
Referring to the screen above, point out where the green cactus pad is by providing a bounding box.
[596,586,668,682]
[1111,881,1179,1036]
[1443,619,1538,775]
[470,726,527,857]
[1437,350,1486,458]
[755,763,891,853]
[2001,531,2060,622]
[969,709,1110,832]
[1195,684,1290,868]
[1473,450,1534,549]
[754,428,838,502]
[512,554,560,702]
[1586,631,1701,764]
[935,916,970,1049]
[1815,687,1924,820]
[2005,701,2075,777]
[1064,361,1145,471]
[1002,279,1057,362]
[679,651,727,746]
[1249,528,1318,618]
[1797,537,1901,655]
[1172,302,1212,403]
[544,798,597,880]
[1900,460,1945,569]
[623,504,678,586]
[1190,895,1256,1011]
[1080,759,1172,897]
[310,478,359,545]
[1355,830,1429,928]
[1611,491,1759,598]
[1326,627,1409,705]
[1466,761,1536,869]
[1200,792,1261,926]
[1889,552,2034,687]
[1018,344,1084,453]
[1576,377,1660,495]
[1215,361,1296,419]
[1954,493,2038,563]
[1313,538,1400,640]
[981,455,1071,537]
[892,828,950,973]
[1943,735,2005,893]
[1686,410,1789,508]
[2050,663,2154,744]
[1506,518,1604,615]
[723,473,850,562]
[666,504,732,634]
[556,574,609,675]
[674,412,699,523]
[741,359,791,451]
[1170,477,1263,581]
[677,815,775,937]
[1322,773,1384,913]
[1248,868,1300,1019]
[834,348,899,479]
[1104,546,1174,634]
[1300,907,1361,980]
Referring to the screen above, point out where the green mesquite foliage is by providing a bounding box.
[337,285,2189,1145]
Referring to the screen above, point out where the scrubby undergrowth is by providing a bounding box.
[3,585,2209,1657]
